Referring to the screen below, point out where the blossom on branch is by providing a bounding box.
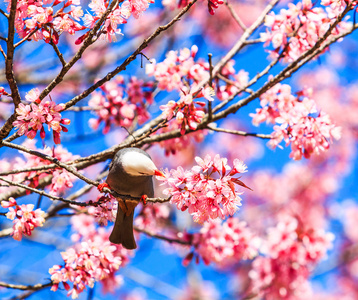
[1,197,45,241]
[146,45,208,92]
[261,0,352,62]
[50,216,131,298]
[13,88,70,144]
[88,76,154,133]
[248,215,334,299]
[250,84,341,160]
[7,0,85,43]
[192,218,260,266]
[159,154,250,223]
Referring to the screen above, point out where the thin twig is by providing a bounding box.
[14,28,40,48]
[49,40,66,66]
[0,281,53,291]
[225,0,247,31]
[134,227,191,245]
[207,53,213,121]
[0,8,9,18]
[207,125,272,139]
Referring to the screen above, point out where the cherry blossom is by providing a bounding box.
[248,215,334,299]
[6,0,85,43]
[250,84,341,160]
[1,197,46,241]
[146,45,208,92]
[192,218,260,266]
[88,76,153,133]
[157,121,206,156]
[261,0,352,62]
[13,88,70,144]
[50,215,131,298]
[0,140,79,196]
[159,154,250,223]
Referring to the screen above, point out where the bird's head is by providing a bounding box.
[121,150,165,177]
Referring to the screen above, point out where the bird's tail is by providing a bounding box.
[109,201,137,250]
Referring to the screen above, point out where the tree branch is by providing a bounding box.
[207,125,272,139]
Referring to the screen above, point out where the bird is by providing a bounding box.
[98,147,164,250]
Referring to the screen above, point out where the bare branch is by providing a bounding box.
[225,0,247,31]
[0,281,52,291]
[49,40,66,66]
[207,125,272,139]
[135,227,191,245]
[0,8,9,18]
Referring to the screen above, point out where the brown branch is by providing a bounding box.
[225,0,247,31]
[207,125,272,139]
[0,0,22,142]
[0,8,9,18]
[0,45,6,59]
[49,40,66,66]
[208,53,213,121]
[0,281,53,291]
[216,74,254,95]
[134,227,191,245]
[1,140,99,186]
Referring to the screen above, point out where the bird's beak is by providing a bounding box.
[154,169,165,177]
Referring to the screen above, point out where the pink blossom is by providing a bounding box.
[2,198,45,241]
[50,216,131,298]
[192,218,260,266]
[248,215,334,299]
[13,89,70,144]
[50,170,76,195]
[159,154,250,223]
[250,84,341,160]
[88,76,153,133]
[147,46,209,92]
[134,203,171,232]
[157,121,206,156]
[261,1,352,62]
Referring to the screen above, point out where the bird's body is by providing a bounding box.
[105,148,160,250]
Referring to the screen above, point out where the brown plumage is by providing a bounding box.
[106,148,156,250]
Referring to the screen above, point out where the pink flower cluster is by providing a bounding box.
[87,195,117,226]
[82,0,154,42]
[261,0,352,62]
[192,218,260,267]
[214,60,249,101]
[249,215,334,299]
[250,84,341,160]
[88,76,153,133]
[160,93,207,135]
[322,0,358,17]
[134,203,171,232]
[50,215,131,298]
[158,122,206,155]
[1,197,46,241]
[13,88,70,144]
[7,0,85,43]
[0,140,79,196]
[146,45,208,92]
[159,154,250,223]
[49,239,122,298]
